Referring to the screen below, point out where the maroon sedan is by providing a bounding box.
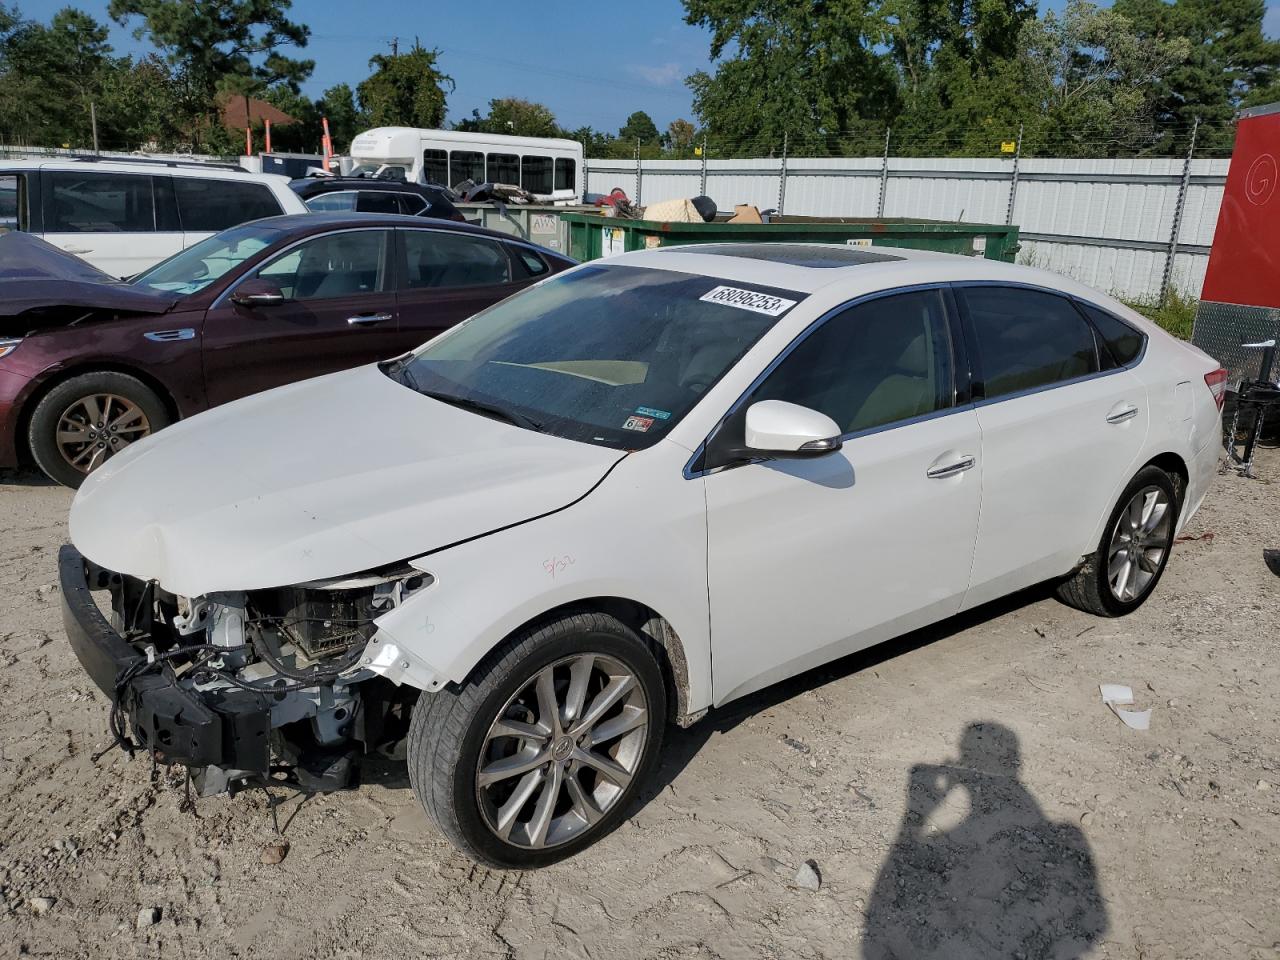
[0,213,574,486]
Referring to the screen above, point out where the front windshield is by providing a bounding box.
[131,224,278,294]
[390,265,806,449]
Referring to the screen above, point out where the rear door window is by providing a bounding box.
[175,178,282,232]
[401,230,511,289]
[45,172,155,232]
[1078,302,1145,366]
[353,191,400,215]
[959,286,1099,400]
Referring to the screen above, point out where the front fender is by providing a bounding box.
[366,448,713,713]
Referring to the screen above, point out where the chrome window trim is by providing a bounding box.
[211,226,396,308]
[683,282,963,480]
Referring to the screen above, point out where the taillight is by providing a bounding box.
[1204,368,1229,410]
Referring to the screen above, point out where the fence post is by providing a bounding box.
[634,138,642,205]
[877,127,891,217]
[777,131,789,216]
[700,137,708,197]
[1160,117,1199,306]
[1005,122,1023,226]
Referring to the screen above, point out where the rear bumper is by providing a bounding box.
[58,544,270,772]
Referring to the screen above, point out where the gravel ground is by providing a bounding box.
[0,449,1277,959]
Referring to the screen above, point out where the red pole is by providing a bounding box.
[264,118,272,154]
[321,116,333,166]
[245,126,252,157]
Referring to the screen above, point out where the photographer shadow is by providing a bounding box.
[862,721,1108,960]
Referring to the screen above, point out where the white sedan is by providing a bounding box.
[60,244,1226,867]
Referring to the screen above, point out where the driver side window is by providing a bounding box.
[255,230,391,301]
[749,289,955,435]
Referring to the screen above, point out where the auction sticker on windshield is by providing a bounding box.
[699,286,798,316]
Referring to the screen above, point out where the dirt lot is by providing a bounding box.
[0,449,1277,960]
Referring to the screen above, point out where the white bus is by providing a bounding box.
[347,127,584,201]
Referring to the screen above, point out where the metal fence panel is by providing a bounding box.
[583,153,1231,301]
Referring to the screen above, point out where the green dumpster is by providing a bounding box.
[562,213,1019,263]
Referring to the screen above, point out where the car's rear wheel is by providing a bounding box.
[408,610,666,868]
[28,371,170,488]
[1055,465,1180,617]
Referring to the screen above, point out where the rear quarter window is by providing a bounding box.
[175,178,282,232]
[1078,303,1146,366]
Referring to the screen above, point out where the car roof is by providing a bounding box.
[0,156,288,183]
[603,242,1089,298]
[289,177,448,195]
[246,211,564,251]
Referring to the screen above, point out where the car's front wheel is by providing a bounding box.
[1055,464,1181,617]
[408,610,667,868]
[27,371,170,488]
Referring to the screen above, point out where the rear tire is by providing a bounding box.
[1055,465,1180,617]
[27,371,170,489]
[408,610,667,868]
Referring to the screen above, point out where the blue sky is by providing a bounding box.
[21,0,1280,135]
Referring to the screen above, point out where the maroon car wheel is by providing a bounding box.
[27,372,170,488]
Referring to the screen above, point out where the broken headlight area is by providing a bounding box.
[79,557,432,797]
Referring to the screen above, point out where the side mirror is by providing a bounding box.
[231,278,286,307]
[744,400,843,456]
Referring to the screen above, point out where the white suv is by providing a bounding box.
[0,157,306,276]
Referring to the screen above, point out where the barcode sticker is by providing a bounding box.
[698,286,798,317]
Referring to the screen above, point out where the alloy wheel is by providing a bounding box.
[475,652,650,849]
[55,394,151,475]
[1107,485,1173,602]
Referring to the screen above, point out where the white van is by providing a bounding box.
[348,127,584,202]
[0,157,307,277]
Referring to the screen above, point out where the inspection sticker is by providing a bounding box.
[622,415,655,432]
[699,285,797,316]
[635,406,671,420]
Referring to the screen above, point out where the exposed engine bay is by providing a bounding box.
[91,559,432,796]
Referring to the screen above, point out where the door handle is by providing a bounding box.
[347,313,393,326]
[1106,404,1139,424]
[926,455,976,479]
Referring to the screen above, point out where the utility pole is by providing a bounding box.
[634,138,642,205]
[699,137,708,196]
[389,36,399,56]
[1160,116,1199,306]
[90,101,99,154]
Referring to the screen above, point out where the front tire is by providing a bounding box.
[1055,465,1180,617]
[408,610,667,868]
[27,371,170,488]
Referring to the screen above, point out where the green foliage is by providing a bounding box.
[619,110,661,145]
[1122,290,1198,340]
[456,97,559,137]
[357,43,452,129]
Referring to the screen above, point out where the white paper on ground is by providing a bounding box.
[1099,683,1152,731]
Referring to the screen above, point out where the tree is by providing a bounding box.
[1015,0,1191,155]
[1112,0,1280,153]
[455,97,558,137]
[619,110,660,145]
[318,83,363,153]
[357,42,452,129]
[108,0,313,146]
[665,117,697,154]
[683,0,897,156]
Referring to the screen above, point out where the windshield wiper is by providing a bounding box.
[420,390,543,432]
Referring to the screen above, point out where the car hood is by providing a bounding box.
[69,364,626,596]
[0,233,179,328]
